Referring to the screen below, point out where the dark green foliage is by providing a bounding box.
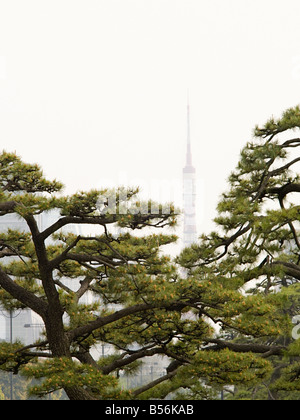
[0,106,299,399]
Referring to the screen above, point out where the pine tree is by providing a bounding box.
[177,105,300,400]
[0,105,299,400]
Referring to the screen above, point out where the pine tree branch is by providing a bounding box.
[67,303,156,342]
[203,338,285,356]
[0,267,48,317]
[272,261,300,281]
[132,370,178,397]
[0,200,17,214]
[101,347,166,375]
[269,157,300,177]
[65,252,118,270]
[39,215,117,241]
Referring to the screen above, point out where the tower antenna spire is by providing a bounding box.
[183,91,197,247]
[186,90,192,166]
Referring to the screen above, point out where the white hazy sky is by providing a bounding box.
[1,0,300,235]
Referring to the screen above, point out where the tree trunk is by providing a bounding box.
[45,312,97,400]
[64,386,98,401]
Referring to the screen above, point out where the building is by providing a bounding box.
[0,213,44,345]
[0,210,86,345]
[182,98,197,247]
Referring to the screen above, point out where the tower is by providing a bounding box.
[182,97,197,247]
